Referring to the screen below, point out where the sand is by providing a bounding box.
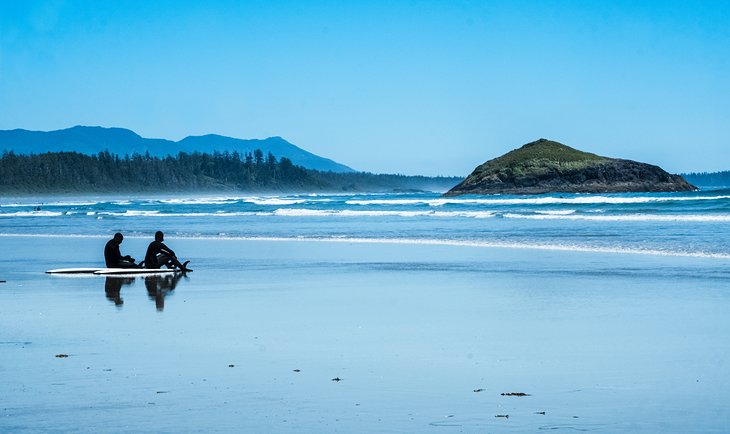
[1,236,729,433]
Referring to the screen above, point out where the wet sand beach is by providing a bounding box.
[1,235,729,433]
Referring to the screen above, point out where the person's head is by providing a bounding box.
[113,233,123,243]
[155,231,164,241]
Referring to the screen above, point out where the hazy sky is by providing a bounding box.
[1,1,728,175]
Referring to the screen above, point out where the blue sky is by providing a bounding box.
[1,0,728,175]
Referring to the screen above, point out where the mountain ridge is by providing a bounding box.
[0,126,354,173]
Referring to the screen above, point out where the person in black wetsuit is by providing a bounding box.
[104,233,139,268]
[144,231,190,271]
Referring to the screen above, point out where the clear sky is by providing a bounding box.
[1,0,728,175]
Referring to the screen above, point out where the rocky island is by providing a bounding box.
[446,139,696,195]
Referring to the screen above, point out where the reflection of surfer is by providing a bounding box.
[104,277,134,306]
[144,231,191,271]
[104,233,140,268]
[145,273,182,311]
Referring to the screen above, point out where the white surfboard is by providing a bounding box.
[46,268,184,275]
[93,268,183,275]
[46,268,106,274]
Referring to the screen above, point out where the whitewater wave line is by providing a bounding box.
[0,209,499,218]
[0,196,330,208]
[502,213,730,222]
[346,195,730,206]
[3,193,729,209]
[2,208,729,222]
[1,233,729,260]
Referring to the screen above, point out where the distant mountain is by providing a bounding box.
[446,138,695,195]
[0,126,354,173]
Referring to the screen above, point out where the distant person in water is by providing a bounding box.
[104,233,139,268]
[145,231,190,271]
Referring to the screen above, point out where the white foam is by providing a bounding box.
[157,198,239,205]
[432,211,496,219]
[0,201,100,208]
[503,213,730,222]
[346,195,730,206]
[535,210,577,215]
[97,210,262,217]
[271,209,496,218]
[0,211,64,217]
[112,210,160,217]
[244,197,307,206]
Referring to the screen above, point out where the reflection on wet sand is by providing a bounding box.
[103,273,185,310]
[145,273,184,311]
[104,277,134,306]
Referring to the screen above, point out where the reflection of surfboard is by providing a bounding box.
[46,268,183,275]
[94,269,182,275]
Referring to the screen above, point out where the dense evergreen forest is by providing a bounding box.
[682,171,730,188]
[0,150,460,193]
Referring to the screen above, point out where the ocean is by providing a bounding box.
[1,190,729,258]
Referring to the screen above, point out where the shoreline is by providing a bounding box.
[1,232,729,260]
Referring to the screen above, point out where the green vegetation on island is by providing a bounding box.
[0,150,460,194]
[446,138,696,195]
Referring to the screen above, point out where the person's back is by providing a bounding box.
[104,233,138,268]
[104,237,123,268]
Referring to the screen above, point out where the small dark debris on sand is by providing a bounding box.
[535,411,546,415]
[228,364,235,368]
[501,392,530,396]
[331,377,342,382]
[495,414,509,419]
[55,354,69,358]
[156,391,169,394]
[473,388,485,393]
[293,369,301,372]
[0,280,6,283]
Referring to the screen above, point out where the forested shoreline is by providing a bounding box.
[0,150,460,193]
[682,171,730,188]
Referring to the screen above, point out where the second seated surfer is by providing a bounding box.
[144,231,191,272]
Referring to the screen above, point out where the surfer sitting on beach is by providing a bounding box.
[144,231,191,271]
[104,233,140,268]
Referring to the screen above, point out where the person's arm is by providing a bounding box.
[159,242,176,257]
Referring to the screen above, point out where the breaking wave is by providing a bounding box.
[503,213,730,222]
[345,195,730,206]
